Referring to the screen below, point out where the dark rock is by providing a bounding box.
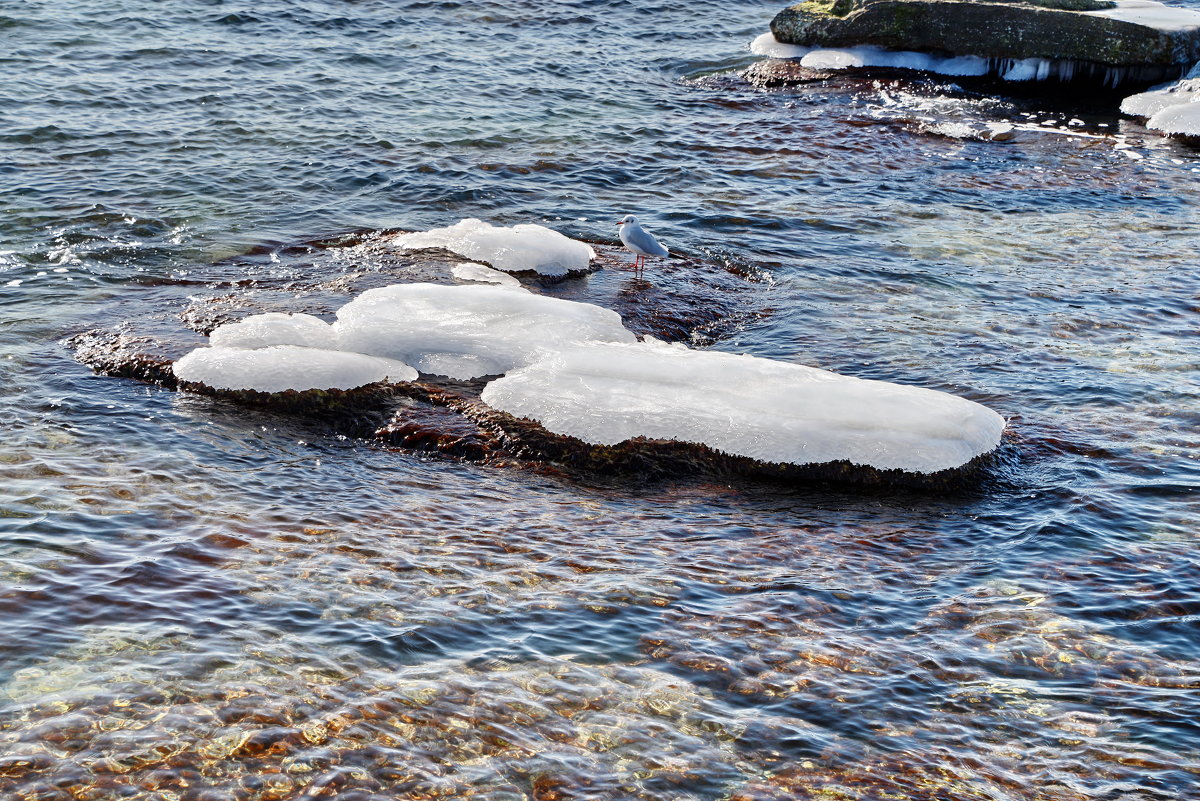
[771,0,1200,76]
[744,59,840,87]
[68,329,193,388]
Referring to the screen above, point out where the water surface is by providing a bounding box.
[1,1,1199,798]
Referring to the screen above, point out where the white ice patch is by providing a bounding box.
[750,31,809,59]
[1120,78,1200,116]
[208,312,336,350]
[173,345,417,393]
[393,219,595,276]
[801,47,990,76]
[1085,0,1200,32]
[481,341,1006,474]
[332,283,637,380]
[1121,62,1200,135]
[1146,100,1200,135]
[451,261,523,288]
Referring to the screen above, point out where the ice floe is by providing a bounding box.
[332,283,636,380]
[394,219,595,276]
[481,340,1006,474]
[174,279,1005,474]
[209,312,336,351]
[451,261,524,287]
[1121,64,1200,136]
[173,345,416,393]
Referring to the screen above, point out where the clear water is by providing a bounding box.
[1,1,1199,798]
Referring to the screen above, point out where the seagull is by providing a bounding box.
[617,214,669,279]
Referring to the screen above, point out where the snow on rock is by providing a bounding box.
[481,340,1005,474]
[750,31,809,59]
[1085,0,1200,33]
[173,345,417,393]
[173,283,1006,475]
[1121,63,1200,136]
[332,283,637,380]
[451,261,523,288]
[393,219,595,276]
[208,312,337,350]
[1146,100,1200,135]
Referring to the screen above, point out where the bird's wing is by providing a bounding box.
[630,225,669,257]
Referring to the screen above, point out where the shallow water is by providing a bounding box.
[2,0,1199,798]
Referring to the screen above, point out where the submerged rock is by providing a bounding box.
[69,227,1005,489]
[769,0,1200,87]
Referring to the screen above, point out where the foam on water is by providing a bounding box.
[394,219,596,276]
[481,340,1006,474]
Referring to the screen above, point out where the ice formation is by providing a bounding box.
[394,219,596,276]
[750,31,809,59]
[208,312,336,350]
[1121,64,1200,136]
[173,345,416,393]
[174,282,1006,474]
[451,261,523,288]
[481,340,1006,474]
[332,283,636,380]
[1145,100,1200,135]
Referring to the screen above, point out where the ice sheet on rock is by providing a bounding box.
[1121,62,1200,119]
[800,47,989,76]
[1085,0,1200,32]
[173,345,417,393]
[750,32,809,59]
[333,283,637,380]
[481,341,1006,474]
[208,312,336,350]
[393,219,596,276]
[1146,100,1200,135]
[451,261,523,288]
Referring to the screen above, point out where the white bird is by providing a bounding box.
[616,214,668,279]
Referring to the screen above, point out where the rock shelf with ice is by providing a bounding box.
[482,341,1006,474]
[394,219,596,277]
[762,0,1200,89]
[170,285,1005,476]
[751,32,1189,85]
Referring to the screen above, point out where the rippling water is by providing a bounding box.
[2,0,1199,798]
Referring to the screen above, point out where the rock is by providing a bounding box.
[744,59,839,87]
[770,0,1200,85]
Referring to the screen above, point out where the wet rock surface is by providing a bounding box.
[743,59,839,87]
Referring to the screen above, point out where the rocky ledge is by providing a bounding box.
[771,0,1200,86]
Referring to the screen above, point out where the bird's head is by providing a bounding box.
[617,214,637,226]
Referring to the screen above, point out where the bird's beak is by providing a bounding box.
[616,221,624,226]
